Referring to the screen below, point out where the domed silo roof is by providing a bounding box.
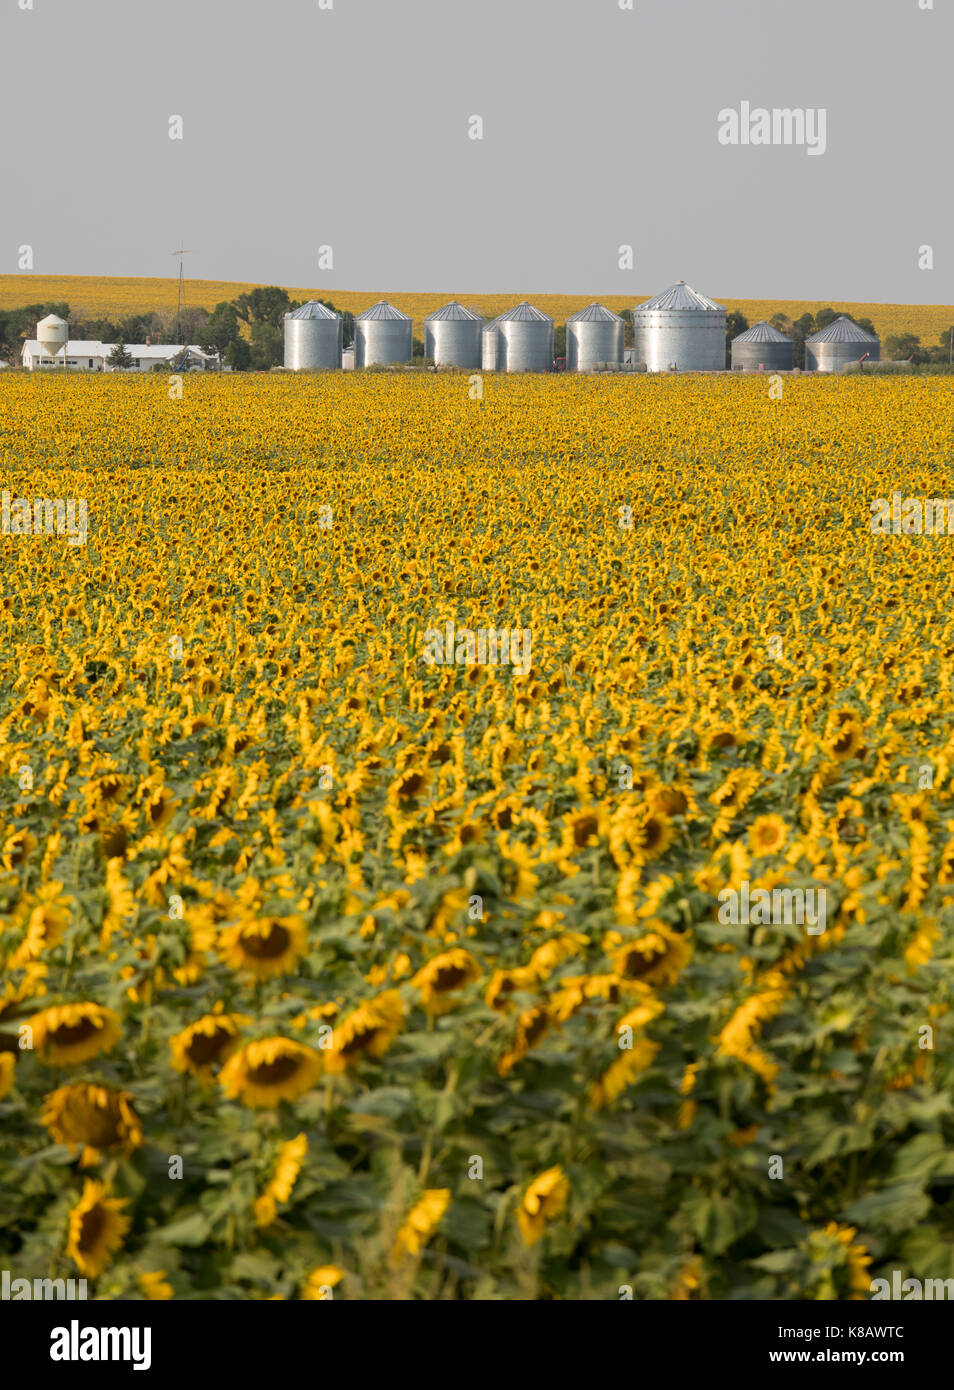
[635,281,725,313]
[284,300,340,320]
[730,321,794,372]
[356,300,411,320]
[805,316,880,372]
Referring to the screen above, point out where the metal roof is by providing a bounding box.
[424,301,483,322]
[733,320,791,343]
[635,281,725,313]
[23,340,212,358]
[356,300,411,321]
[567,302,624,323]
[495,301,553,323]
[285,300,340,320]
[806,316,878,344]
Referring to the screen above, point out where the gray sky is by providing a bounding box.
[3,0,950,302]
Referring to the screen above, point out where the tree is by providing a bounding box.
[725,311,748,366]
[107,341,134,370]
[202,302,242,357]
[884,333,922,363]
[224,338,252,371]
[249,322,283,370]
[234,287,296,330]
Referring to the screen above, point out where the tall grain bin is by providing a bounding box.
[632,281,726,372]
[283,300,342,370]
[424,301,483,368]
[354,300,413,368]
[566,303,624,371]
[731,321,794,373]
[805,317,880,373]
[489,302,553,373]
[37,313,68,365]
[481,317,501,371]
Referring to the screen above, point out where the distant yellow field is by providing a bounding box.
[1,274,952,345]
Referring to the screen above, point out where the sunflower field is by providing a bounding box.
[2,371,954,1300]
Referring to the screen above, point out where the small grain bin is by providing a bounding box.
[488,302,553,373]
[424,301,483,368]
[283,300,343,370]
[566,302,625,371]
[354,300,413,368]
[805,317,880,373]
[730,321,794,372]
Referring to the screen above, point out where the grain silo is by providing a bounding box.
[486,302,553,373]
[37,313,68,366]
[424,302,483,368]
[805,317,880,373]
[354,300,413,368]
[566,303,625,371]
[283,301,342,370]
[730,321,794,373]
[632,281,726,372]
[481,317,501,371]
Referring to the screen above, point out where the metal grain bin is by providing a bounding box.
[283,300,343,370]
[354,300,413,368]
[424,301,483,368]
[491,302,553,373]
[805,317,880,373]
[566,302,624,372]
[633,281,726,372]
[730,320,793,373]
[481,317,501,371]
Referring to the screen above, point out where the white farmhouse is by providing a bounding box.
[21,340,218,372]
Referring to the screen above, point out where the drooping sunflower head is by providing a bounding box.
[219,915,308,981]
[614,923,692,988]
[169,1013,243,1077]
[518,1166,570,1247]
[41,1082,142,1164]
[30,1003,122,1066]
[219,1036,322,1108]
[65,1179,131,1279]
[325,990,405,1073]
[410,949,481,1012]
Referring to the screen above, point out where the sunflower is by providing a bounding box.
[484,966,536,1011]
[518,1166,570,1247]
[391,1189,451,1264]
[41,1082,142,1165]
[609,803,674,867]
[30,1003,121,1066]
[614,924,692,988]
[254,1133,308,1227]
[0,1052,15,1100]
[219,914,307,980]
[138,1271,174,1300]
[498,1004,550,1076]
[65,1179,130,1278]
[325,991,404,1073]
[219,1036,322,1108]
[169,1013,243,1077]
[748,814,788,856]
[410,949,481,1012]
[301,1266,345,1300]
[2,830,36,871]
[9,884,72,965]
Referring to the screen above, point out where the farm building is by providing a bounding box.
[21,339,218,372]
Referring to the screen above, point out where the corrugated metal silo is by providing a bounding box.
[491,302,553,373]
[805,317,880,373]
[283,301,343,370]
[354,300,413,368]
[730,321,794,372]
[566,303,625,371]
[632,281,726,372]
[424,301,483,368]
[481,317,501,371]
